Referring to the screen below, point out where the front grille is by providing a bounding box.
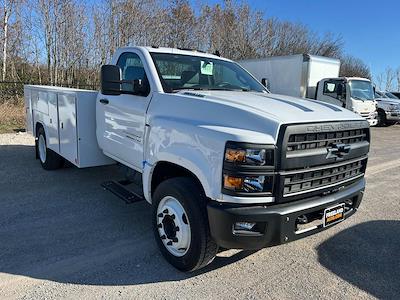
[287,129,367,152]
[360,112,375,120]
[282,157,367,197]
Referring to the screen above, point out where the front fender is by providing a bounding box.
[143,119,225,203]
[143,116,276,204]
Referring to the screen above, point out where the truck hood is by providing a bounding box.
[178,90,363,124]
[375,98,400,110]
[375,98,400,105]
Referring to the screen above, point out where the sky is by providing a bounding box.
[191,0,400,79]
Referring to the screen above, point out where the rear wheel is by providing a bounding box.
[152,177,218,272]
[36,127,64,170]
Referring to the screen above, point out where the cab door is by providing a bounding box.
[97,51,151,171]
[317,79,346,107]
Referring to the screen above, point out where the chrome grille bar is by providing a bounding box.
[281,157,367,197]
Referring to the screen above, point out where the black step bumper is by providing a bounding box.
[207,179,365,249]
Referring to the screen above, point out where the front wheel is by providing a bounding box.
[377,109,387,127]
[152,177,218,272]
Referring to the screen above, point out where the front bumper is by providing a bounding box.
[367,118,378,126]
[207,179,365,249]
[386,111,400,121]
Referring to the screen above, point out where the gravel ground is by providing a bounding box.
[0,126,399,300]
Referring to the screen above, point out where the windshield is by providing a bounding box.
[349,80,374,101]
[385,92,399,99]
[150,53,266,93]
[375,91,386,98]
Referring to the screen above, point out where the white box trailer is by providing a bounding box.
[239,54,340,99]
[24,85,115,168]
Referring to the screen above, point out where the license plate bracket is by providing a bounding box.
[323,203,345,227]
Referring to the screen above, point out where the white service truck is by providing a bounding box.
[25,47,370,272]
[239,54,378,126]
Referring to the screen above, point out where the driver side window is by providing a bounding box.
[323,82,337,96]
[323,80,343,100]
[117,52,150,97]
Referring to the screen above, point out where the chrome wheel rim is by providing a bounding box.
[38,134,46,163]
[156,196,191,257]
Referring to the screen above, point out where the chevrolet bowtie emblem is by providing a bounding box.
[326,143,351,159]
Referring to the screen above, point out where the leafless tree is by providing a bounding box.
[0,0,376,93]
[339,55,371,79]
[396,68,400,92]
[375,67,397,92]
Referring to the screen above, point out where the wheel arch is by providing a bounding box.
[34,121,46,159]
[151,161,206,196]
[35,121,45,137]
[145,160,210,204]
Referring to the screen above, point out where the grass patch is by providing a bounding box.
[0,102,25,134]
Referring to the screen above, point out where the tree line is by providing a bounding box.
[0,0,373,92]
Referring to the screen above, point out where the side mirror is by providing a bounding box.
[101,65,121,95]
[336,83,346,98]
[261,78,270,89]
[336,83,343,96]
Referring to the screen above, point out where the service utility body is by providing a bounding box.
[24,47,371,271]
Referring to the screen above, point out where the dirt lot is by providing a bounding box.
[0,126,399,300]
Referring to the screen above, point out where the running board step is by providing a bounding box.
[101,181,144,204]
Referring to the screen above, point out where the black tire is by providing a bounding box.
[386,120,397,126]
[36,127,64,170]
[377,109,387,127]
[152,177,218,272]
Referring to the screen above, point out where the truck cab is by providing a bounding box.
[316,77,378,126]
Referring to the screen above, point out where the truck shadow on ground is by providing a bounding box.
[0,145,258,286]
[317,220,400,299]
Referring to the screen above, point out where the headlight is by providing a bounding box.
[224,142,274,166]
[222,142,275,195]
[388,104,400,111]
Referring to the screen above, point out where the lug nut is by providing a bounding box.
[158,213,163,218]
[171,214,175,219]
[167,241,173,246]
[157,223,162,228]
[160,235,166,240]
[163,209,169,214]
[175,226,180,232]
[172,237,178,243]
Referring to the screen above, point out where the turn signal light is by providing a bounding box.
[223,175,244,190]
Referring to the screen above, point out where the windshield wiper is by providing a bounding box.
[352,95,366,101]
[172,87,256,92]
[172,87,206,92]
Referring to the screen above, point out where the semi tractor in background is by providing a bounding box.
[239,54,378,126]
[25,47,370,272]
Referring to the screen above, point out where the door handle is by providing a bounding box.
[99,98,109,105]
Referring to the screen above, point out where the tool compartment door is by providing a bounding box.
[58,93,78,164]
